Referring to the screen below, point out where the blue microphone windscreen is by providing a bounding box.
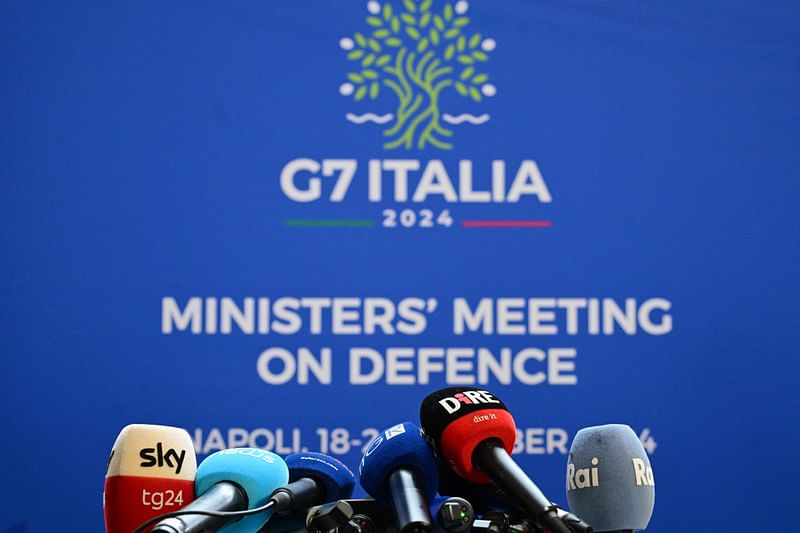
[359,422,439,503]
[196,448,289,533]
[567,424,655,531]
[285,452,356,501]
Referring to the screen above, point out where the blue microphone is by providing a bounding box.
[151,448,289,533]
[359,422,439,533]
[270,452,356,512]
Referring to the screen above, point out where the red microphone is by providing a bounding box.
[103,424,197,533]
[420,388,571,533]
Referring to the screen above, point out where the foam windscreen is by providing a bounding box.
[358,421,439,503]
[419,388,516,483]
[195,448,289,533]
[285,452,356,501]
[567,424,654,531]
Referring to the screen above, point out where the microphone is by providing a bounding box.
[440,471,591,533]
[359,422,440,533]
[306,500,356,532]
[271,496,470,533]
[253,452,355,533]
[103,424,197,533]
[566,425,654,532]
[471,512,539,533]
[430,496,474,533]
[419,388,571,533]
[150,447,289,533]
[555,506,593,533]
[270,452,356,513]
[256,500,355,533]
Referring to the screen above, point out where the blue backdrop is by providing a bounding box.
[2,1,799,531]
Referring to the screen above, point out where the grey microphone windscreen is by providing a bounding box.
[566,424,654,531]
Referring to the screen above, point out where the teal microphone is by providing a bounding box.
[152,448,289,533]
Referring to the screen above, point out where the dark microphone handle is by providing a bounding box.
[269,477,323,512]
[558,510,593,533]
[472,439,571,533]
[151,481,248,533]
[388,468,435,533]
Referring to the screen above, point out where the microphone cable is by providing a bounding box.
[131,498,276,533]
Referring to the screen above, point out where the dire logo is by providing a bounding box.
[438,389,500,414]
[566,457,599,491]
[139,442,187,474]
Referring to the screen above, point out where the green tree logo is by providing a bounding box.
[339,0,496,150]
